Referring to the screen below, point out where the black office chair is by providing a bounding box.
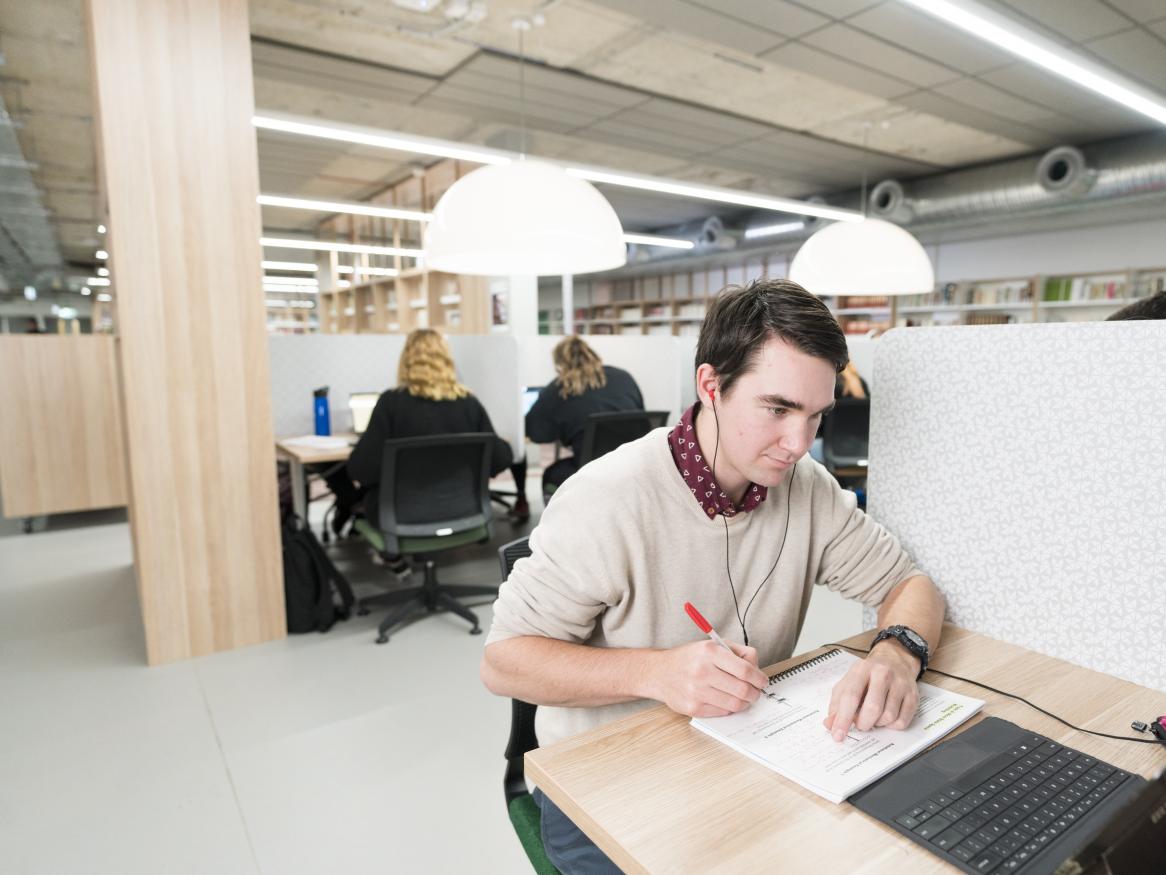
[353,433,499,644]
[821,397,870,472]
[578,409,671,466]
[821,397,870,508]
[497,536,560,875]
[541,410,669,506]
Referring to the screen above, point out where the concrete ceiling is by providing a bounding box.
[2,0,1165,291]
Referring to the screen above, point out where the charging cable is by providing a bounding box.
[828,642,1166,747]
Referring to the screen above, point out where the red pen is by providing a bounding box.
[684,602,737,657]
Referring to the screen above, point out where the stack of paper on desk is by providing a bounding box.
[282,435,351,450]
[691,648,983,804]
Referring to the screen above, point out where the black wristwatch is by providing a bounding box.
[872,625,929,679]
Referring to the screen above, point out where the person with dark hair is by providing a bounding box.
[481,279,944,875]
[24,317,43,334]
[1107,290,1166,321]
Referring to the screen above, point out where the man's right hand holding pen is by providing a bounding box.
[650,602,768,718]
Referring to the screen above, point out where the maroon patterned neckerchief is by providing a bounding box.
[667,403,767,520]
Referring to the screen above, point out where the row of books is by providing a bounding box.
[1042,275,1127,302]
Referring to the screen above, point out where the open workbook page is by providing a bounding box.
[691,649,984,803]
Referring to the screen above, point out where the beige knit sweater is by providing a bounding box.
[486,428,920,749]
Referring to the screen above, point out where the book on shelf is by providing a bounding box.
[966,313,1012,326]
[678,302,706,319]
[836,295,889,309]
[646,324,672,336]
[691,648,983,804]
[677,323,700,336]
[1042,277,1072,301]
[620,306,643,322]
[644,304,668,319]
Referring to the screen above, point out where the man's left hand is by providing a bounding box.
[822,644,920,742]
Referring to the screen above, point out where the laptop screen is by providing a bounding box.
[523,386,542,416]
[348,392,379,435]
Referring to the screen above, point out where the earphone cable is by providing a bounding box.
[710,396,792,647]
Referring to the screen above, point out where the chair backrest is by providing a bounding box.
[821,396,870,470]
[579,409,670,465]
[497,536,538,804]
[376,433,494,554]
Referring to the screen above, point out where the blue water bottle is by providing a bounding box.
[313,386,331,436]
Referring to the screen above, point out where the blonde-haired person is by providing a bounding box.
[522,335,643,499]
[347,329,513,535]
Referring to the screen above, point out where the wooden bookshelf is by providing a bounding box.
[893,266,1165,328]
[311,158,490,335]
[553,256,894,337]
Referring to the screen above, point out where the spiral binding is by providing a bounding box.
[767,648,841,685]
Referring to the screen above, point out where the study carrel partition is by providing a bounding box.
[267,334,523,457]
[866,321,1166,692]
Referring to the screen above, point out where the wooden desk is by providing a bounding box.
[275,435,546,522]
[276,435,355,521]
[526,625,1166,874]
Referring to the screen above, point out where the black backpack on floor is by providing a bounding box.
[281,516,355,633]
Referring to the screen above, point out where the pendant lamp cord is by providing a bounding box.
[518,25,528,158]
[860,122,871,218]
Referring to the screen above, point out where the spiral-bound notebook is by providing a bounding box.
[690,648,984,804]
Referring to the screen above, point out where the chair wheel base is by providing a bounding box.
[375,634,389,644]
[470,626,481,635]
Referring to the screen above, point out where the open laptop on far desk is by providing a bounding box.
[347,392,379,445]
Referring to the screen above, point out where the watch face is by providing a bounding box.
[902,629,925,649]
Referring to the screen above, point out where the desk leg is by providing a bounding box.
[289,457,308,525]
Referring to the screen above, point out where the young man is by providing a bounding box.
[481,279,945,875]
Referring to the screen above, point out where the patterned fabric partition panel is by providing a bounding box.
[267,335,522,455]
[865,322,1165,693]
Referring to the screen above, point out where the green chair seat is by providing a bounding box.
[353,518,489,555]
[508,793,560,875]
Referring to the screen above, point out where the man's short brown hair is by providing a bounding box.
[695,278,848,398]
[1107,291,1166,321]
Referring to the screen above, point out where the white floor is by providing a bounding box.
[0,490,862,874]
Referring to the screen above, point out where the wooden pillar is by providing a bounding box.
[87,0,285,664]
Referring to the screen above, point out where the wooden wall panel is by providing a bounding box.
[0,336,128,517]
[87,0,285,664]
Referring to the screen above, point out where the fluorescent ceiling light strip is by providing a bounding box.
[262,260,318,272]
[258,194,432,223]
[337,265,399,277]
[622,233,694,250]
[261,275,318,286]
[744,221,805,240]
[87,277,111,286]
[253,114,512,166]
[260,236,423,258]
[96,249,109,260]
[899,0,1166,126]
[96,293,112,302]
[254,112,859,222]
[264,283,320,294]
[568,167,862,222]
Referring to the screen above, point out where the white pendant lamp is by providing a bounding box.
[423,15,626,277]
[788,217,934,296]
[424,159,627,276]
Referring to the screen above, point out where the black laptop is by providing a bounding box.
[850,716,1163,874]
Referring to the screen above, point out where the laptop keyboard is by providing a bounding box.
[891,731,1134,873]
